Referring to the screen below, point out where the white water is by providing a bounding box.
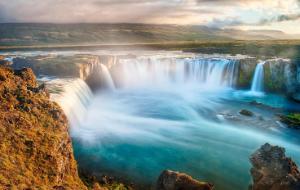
[99,64,116,90]
[46,78,93,126]
[42,55,300,190]
[251,61,265,93]
[110,57,238,89]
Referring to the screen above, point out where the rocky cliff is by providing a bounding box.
[0,66,87,189]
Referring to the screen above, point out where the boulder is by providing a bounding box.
[156,170,213,190]
[249,143,300,190]
[239,109,254,116]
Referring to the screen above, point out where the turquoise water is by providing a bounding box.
[71,86,300,190]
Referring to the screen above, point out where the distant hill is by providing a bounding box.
[0,23,299,47]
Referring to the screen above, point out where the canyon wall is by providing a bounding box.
[2,54,300,99]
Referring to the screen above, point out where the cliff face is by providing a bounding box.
[236,58,258,89]
[237,58,298,94]
[0,66,87,189]
[264,59,297,93]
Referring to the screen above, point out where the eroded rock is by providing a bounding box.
[156,170,214,190]
[0,66,87,189]
[249,143,300,190]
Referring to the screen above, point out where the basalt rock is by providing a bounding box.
[239,109,254,117]
[156,170,214,190]
[249,143,300,190]
[0,66,87,189]
[264,59,297,93]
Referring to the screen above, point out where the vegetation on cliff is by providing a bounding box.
[0,66,87,189]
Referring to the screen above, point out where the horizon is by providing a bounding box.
[0,22,298,35]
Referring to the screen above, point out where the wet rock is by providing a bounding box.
[279,113,300,129]
[292,93,300,103]
[156,170,214,190]
[239,109,254,116]
[264,59,297,93]
[237,58,258,89]
[250,101,263,106]
[249,143,300,190]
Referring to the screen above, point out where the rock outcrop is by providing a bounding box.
[249,143,300,190]
[0,66,87,189]
[237,58,258,89]
[156,170,213,190]
[264,59,297,93]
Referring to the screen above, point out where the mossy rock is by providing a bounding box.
[280,113,300,129]
[236,58,257,89]
[264,59,296,93]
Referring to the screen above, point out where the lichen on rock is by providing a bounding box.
[0,66,87,189]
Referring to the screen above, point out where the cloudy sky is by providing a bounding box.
[1,0,300,34]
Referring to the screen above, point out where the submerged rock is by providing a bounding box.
[0,66,87,189]
[156,170,213,190]
[249,143,300,190]
[239,109,254,116]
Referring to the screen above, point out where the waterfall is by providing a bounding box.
[99,64,116,90]
[46,78,93,126]
[110,57,238,89]
[251,61,265,93]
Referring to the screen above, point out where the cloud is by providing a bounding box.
[208,18,246,28]
[0,0,299,34]
[259,13,300,25]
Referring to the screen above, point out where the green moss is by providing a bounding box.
[286,113,300,121]
[280,113,300,129]
[237,59,257,89]
[264,62,285,92]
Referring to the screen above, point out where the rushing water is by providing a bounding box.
[250,61,265,94]
[43,55,300,190]
[111,57,238,89]
[99,64,116,90]
[43,78,93,126]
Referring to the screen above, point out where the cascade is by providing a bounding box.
[46,78,93,126]
[99,64,116,90]
[251,61,265,93]
[109,57,238,89]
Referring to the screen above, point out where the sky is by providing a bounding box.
[0,0,300,34]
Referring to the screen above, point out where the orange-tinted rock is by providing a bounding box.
[156,170,214,190]
[0,66,87,189]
